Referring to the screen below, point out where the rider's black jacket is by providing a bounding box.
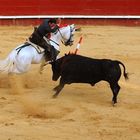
[29,18,59,61]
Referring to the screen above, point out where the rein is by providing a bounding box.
[48,38,59,47]
[43,36,59,47]
[58,25,73,45]
[58,28,65,44]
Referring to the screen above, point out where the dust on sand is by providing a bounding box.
[0,25,139,140]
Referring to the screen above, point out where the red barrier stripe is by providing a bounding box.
[0,0,140,15]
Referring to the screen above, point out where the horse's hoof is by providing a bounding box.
[39,71,43,74]
[53,87,57,91]
[52,94,57,98]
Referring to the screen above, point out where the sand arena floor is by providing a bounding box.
[0,25,139,140]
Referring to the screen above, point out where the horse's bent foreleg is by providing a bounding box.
[39,58,49,74]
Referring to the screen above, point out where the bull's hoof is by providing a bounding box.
[112,101,117,107]
[91,83,95,86]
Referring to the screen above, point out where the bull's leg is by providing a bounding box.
[53,84,64,98]
[110,82,120,105]
[53,78,65,98]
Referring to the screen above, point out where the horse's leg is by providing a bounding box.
[8,52,33,94]
[16,52,32,73]
[39,56,50,74]
[39,58,47,74]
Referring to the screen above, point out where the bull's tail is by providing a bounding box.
[115,60,129,80]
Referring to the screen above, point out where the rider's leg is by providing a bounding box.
[41,39,59,62]
[49,46,60,61]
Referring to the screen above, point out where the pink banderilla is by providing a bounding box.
[67,36,83,55]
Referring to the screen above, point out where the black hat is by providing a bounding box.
[49,18,57,24]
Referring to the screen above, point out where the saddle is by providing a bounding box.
[26,40,45,54]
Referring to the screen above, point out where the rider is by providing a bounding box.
[29,18,60,61]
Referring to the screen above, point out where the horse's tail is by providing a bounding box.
[0,50,16,73]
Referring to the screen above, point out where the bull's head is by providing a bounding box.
[50,55,70,81]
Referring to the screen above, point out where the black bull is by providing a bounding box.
[50,54,128,104]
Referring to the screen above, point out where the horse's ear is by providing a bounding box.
[75,27,81,32]
[70,24,75,29]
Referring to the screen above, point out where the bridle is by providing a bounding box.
[58,25,74,46]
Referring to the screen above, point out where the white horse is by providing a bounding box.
[0,24,76,74]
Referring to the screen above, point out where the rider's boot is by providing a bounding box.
[49,46,60,62]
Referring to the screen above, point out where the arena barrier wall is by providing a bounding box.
[0,0,140,26]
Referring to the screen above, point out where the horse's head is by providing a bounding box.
[59,24,75,46]
[49,24,75,50]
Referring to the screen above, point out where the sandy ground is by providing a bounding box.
[0,25,140,140]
